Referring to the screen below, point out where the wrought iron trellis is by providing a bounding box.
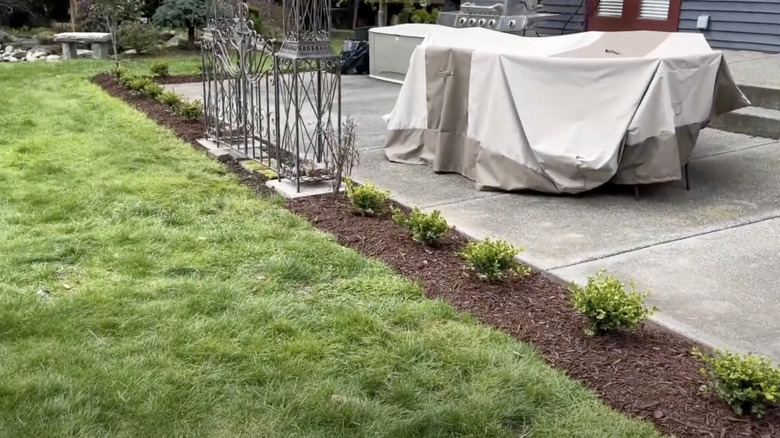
[201,0,277,168]
[202,0,342,192]
[274,0,342,191]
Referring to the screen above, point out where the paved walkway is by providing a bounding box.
[167,50,780,361]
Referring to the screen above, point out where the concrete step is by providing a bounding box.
[709,106,780,140]
[739,84,780,111]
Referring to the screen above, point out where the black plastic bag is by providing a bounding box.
[340,39,370,75]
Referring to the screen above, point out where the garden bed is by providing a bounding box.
[93,72,780,438]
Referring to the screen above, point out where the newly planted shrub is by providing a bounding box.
[569,270,657,336]
[392,206,449,246]
[127,75,153,92]
[110,64,130,79]
[344,178,390,216]
[693,347,780,417]
[150,61,170,77]
[142,82,164,99]
[460,238,529,282]
[177,100,203,120]
[158,90,183,110]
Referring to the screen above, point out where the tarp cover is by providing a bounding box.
[383,28,750,193]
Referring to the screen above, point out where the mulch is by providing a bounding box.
[92,72,780,438]
[153,74,205,85]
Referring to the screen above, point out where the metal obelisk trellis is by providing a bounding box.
[201,0,277,167]
[274,0,342,192]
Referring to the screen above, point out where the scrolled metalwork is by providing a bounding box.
[202,0,277,167]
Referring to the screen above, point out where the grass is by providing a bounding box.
[0,59,662,437]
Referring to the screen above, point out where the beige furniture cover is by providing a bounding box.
[383,28,750,194]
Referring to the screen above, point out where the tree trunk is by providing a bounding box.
[352,0,361,29]
[70,0,78,31]
[187,27,196,50]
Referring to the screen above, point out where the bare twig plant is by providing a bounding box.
[329,116,360,195]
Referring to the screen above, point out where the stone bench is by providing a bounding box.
[53,32,112,60]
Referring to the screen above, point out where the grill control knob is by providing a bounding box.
[508,19,516,28]
[488,19,496,27]
[458,17,466,26]
[478,18,486,26]
[468,18,476,26]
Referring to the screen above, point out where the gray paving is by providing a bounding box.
[722,50,780,90]
[167,61,780,361]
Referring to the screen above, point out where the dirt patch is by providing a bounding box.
[95,72,780,438]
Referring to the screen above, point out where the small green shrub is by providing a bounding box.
[142,82,165,99]
[392,206,449,246]
[127,76,153,93]
[158,90,184,110]
[118,21,161,54]
[177,100,203,120]
[118,72,137,87]
[569,270,657,336]
[344,178,390,216]
[110,64,130,79]
[460,238,528,282]
[150,61,170,77]
[693,347,780,417]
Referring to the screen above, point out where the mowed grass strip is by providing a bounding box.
[0,61,661,438]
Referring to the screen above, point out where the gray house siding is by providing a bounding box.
[678,0,780,52]
[536,0,586,36]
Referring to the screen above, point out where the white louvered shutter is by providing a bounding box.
[639,0,670,20]
[597,0,624,17]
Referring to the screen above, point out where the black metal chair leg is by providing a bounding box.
[634,185,640,201]
[684,163,690,191]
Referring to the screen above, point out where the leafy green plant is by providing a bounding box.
[392,206,449,246]
[142,82,164,99]
[110,63,130,79]
[693,347,780,417]
[158,90,183,110]
[118,21,160,54]
[460,238,529,282]
[150,61,170,77]
[177,100,203,120]
[344,178,390,217]
[126,75,152,92]
[569,270,657,336]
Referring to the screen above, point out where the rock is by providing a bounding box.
[30,46,53,56]
[0,29,15,44]
[8,57,18,62]
[36,288,52,300]
[123,49,137,55]
[12,37,38,50]
[46,54,61,62]
[4,45,13,55]
[165,35,187,48]
[11,50,26,59]
[77,49,93,58]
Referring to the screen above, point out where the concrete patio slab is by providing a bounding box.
[722,51,780,89]
[429,140,779,267]
[354,148,502,208]
[551,217,780,359]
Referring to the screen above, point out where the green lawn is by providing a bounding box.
[0,59,661,437]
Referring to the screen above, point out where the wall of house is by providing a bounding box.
[678,0,780,53]
[535,0,587,36]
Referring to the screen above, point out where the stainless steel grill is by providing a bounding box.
[437,0,560,34]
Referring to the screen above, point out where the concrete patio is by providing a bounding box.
[166,50,780,361]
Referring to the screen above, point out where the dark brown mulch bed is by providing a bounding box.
[288,196,780,438]
[153,74,204,85]
[94,72,780,438]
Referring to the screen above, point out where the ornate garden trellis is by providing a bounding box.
[202,0,277,167]
[202,0,342,192]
